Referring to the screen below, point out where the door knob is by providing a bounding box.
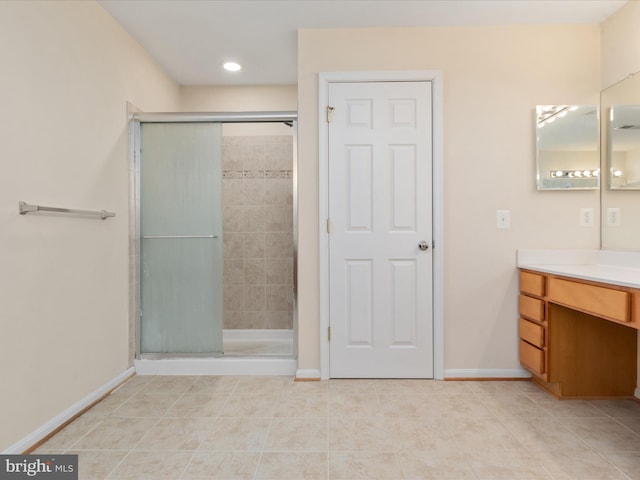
[418,241,430,251]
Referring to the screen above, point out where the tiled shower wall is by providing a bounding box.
[222,135,293,330]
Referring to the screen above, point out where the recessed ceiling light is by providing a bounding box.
[223,62,242,72]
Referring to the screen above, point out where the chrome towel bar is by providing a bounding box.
[18,201,116,220]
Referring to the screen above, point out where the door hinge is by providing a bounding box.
[326,218,332,234]
[327,106,335,123]
[328,326,331,342]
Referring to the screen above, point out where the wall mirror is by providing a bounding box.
[609,104,640,189]
[536,105,600,190]
[601,73,640,250]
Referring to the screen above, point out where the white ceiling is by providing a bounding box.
[98,0,627,86]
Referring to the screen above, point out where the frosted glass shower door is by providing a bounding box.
[140,123,223,354]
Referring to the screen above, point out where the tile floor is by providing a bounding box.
[33,376,640,479]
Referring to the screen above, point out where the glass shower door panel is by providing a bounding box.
[140,123,223,354]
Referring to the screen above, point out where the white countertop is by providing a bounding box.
[517,249,640,289]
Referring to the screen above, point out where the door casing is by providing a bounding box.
[318,71,444,380]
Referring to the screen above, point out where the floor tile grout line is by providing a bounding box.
[326,393,331,480]
[608,415,640,439]
[252,407,276,480]
[103,450,135,480]
[177,450,199,480]
[105,376,220,480]
[589,445,636,480]
[35,378,640,479]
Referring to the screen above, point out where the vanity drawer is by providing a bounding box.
[519,318,544,348]
[519,295,545,322]
[547,277,630,323]
[520,271,545,297]
[519,339,545,375]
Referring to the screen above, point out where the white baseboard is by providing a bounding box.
[135,357,297,376]
[635,387,640,400]
[295,369,321,380]
[3,367,135,454]
[444,368,532,379]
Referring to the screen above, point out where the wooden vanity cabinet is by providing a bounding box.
[518,271,548,378]
[518,269,638,398]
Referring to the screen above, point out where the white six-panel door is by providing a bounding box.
[328,81,433,378]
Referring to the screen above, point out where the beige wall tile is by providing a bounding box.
[244,286,266,311]
[265,143,290,170]
[266,285,293,311]
[223,144,243,171]
[223,179,244,206]
[224,258,244,285]
[244,179,266,205]
[265,310,293,329]
[244,144,265,170]
[266,233,293,259]
[223,206,244,232]
[265,258,290,285]
[244,233,266,258]
[244,206,266,232]
[265,205,292,232]
[224,285,244,312]
[241,311,267,329]
[264,179,292,205]
[244,258,266,285]
[223,309,244,328]
[224,233,244,258]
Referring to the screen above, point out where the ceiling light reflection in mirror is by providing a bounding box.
[536,105,600,190]
[609,104,640,189]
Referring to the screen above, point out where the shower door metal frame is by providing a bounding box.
[129,111,299,360]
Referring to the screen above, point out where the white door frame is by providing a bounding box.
[318,71,444,380]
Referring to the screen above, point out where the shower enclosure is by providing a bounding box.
[140,122,224,354]
[131,112,297,368]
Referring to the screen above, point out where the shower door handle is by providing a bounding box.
[142,235,219,239]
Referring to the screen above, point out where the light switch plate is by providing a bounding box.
[496,210,510,229]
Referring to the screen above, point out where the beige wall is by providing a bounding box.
[180,85,296,111]
[601,0,640,88]
[0,1,179,451]
[297,25,601,374]
[180,85,297,136]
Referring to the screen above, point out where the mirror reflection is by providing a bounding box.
[601,72,640,251]
[609,105,640,189]
[536,105,600,190]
